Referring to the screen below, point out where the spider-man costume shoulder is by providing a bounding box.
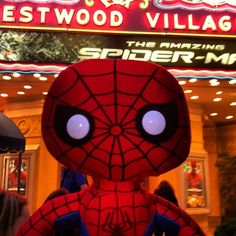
[17,59,205,236]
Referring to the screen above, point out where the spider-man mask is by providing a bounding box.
[42,59,191,181]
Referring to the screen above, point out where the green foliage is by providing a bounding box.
[0,30,102,63]
[214,218,236,236]
[216,155,236,217]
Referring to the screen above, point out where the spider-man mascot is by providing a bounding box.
[18,59,205,236]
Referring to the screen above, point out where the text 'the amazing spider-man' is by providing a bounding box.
[17,59,205,236]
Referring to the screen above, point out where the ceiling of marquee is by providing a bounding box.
[0,71,235,126]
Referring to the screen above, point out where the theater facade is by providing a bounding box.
[0,1,236,235]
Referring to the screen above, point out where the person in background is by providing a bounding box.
[0,190,29,236]
[44,188,78,236]
[153,181,179,236]
[154,180,179,206]
[60,167,88,193]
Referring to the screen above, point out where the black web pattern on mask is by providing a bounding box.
[45,60,190,180]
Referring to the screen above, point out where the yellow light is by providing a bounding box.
[39,76,48,81]
[0,93,8,97]
[2,75,12,80]
[189,78,197,83]
[178,80,186,85]
[190,95,199,100]
[225,115,233,120]
[210,113,218,116]
[24,85,32,89]
[213,98,222,102]
[13,72,21,77]
[184,90,192,94]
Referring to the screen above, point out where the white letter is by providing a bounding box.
[160,43,170,49]
[100,49,123,58]
[76,9,90,25]
[54,8,74,24]
[93,10,106,26]
[79,48,101,59]
[172,51,195,63]
[121,49,131,59]
[163,13,169,29]
[151,51,173,62]
[126,41,135,47]
[110,11,123,27]
[202,15,216,30]
[37,7,50,23]
[129,49,151,61]
[205,52,229,65]
[228,54,236,65]
[188,14,200,30]
[145,13,160,28]
[146,42,156,48]
[19,6,33,23]
[174,14,186,29]
[218,15,231,32]
[3,6,15,22]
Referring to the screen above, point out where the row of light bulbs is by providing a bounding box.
[0,73,235,120]
[0,72,56,97]
[178,78,236,120]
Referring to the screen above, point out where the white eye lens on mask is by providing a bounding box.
[141,110,166,136]
[66,114,90,140]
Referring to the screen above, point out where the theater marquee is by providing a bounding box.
[0,30,235,69]
[0,0,236,37]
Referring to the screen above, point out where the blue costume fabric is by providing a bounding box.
[61,168,87,193]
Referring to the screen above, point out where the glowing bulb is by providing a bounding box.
[0,93,8,97]
[190,95,199,100]
[2,75,11,80]
[210,113,218,116]
[225,115,233,120]
[189,78,197,83]
[184,90,192,94]
[24,85,32,89]
[178,80,186,85]
[213,98,222,102]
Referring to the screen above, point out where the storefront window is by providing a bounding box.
[1,154,29,195]
[183,158,207,209]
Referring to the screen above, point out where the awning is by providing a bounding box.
[0,112,26,194]
[0,112,25,153]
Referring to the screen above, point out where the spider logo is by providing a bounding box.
[102,209,132,234]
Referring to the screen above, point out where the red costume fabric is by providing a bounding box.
[17,59,205,236]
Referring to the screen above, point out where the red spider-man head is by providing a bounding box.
[42,59,190,181]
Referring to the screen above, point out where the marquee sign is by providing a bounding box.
[0,30,235,69]
[0,0,236,37]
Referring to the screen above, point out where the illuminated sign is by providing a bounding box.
[154,0,236,11]
[0,30,235,69]
[0,0,236,36]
